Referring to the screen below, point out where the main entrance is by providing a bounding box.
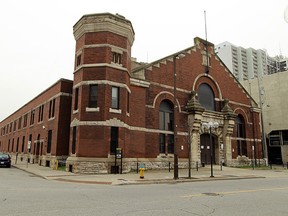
[200,134,216,165]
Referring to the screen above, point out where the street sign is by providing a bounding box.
[116,148,122,159]
[27,141,31,149]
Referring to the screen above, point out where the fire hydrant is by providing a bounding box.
[139,165,145,179]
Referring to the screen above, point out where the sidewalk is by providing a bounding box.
[12,161,288,186]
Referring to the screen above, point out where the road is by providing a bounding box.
[1,167,288,216]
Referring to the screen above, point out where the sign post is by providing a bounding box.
[26,141,31,168]
[116,148,122,174]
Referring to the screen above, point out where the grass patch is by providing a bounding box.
[56,165,66,172]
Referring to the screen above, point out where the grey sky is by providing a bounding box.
[0,0,287,121]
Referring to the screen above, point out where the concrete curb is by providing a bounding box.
[12,164,266,186]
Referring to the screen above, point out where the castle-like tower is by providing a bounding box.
[67,13,135,173]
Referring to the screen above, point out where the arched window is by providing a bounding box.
[159,100,174,154]
[236,115,247,156]
[198,83,215,111]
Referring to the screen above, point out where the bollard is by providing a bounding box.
[136,162,139,173]
[196,162,199,171]
[169,162,171,172]
[269,162,272,169]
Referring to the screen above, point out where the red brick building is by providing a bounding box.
[0,79,72,166]
[0,13,264,174]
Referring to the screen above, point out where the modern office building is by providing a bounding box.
[0,13,264,174]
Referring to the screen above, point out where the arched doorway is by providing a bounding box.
[200,134,216,165]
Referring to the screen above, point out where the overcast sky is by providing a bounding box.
[0,0,288,121]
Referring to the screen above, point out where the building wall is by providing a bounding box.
[0,79,73,165]
[0,13,264,173]
[241,71,288,163]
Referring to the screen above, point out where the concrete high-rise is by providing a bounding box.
[215,42,275,81]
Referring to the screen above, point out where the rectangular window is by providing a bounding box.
[18,117,22,130]
[89,85,98,108]
[72,127,76,154]
[112,52,122,64]
[38,105,44,122]
[16,137,19,152]
[9,123,12,132]
[74,88,79,110]
[13,121,17,131]
[110,127,119,154]
[76,54,81,66]
[159,111,165,130]
[112,87,119,109]
[21,136,25,152]
[127,91,130,113]
[237,140,247,156]
[159,111,173,131]
[49,99,55,119]
[30,110,35,125]
[159,134,165,154]
[23,114,28,127]
[47,130,52,153]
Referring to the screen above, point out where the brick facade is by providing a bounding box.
[0,13,264,174]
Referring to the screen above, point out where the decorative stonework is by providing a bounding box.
[73,13,134,46]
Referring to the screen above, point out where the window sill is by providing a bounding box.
[109,108,121,114]
[48,117,55,121]
[86,107,100,112]
[73,109,79,114]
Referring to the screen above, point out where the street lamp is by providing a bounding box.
[202,121,219,177]
[173,53,185,180]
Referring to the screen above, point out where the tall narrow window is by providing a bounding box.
[49,99,55,119]
[89,85,98,108]
[159,100,174,131]
[18,117,22,130]
[30,110,35,125]
[16,137,19,152]
[112,87,119,109]
[22,136,25,152]
[38,105,44,122]
[47,130,52,153]
[127,91,130,113]
[159,100,174,154]
[110,127,119,154]
[159,134,165,153]
[236,115,247,156]
[72,127,76,154]
[76,54,81,67]
[13,121,17,131]
[23,114,28,127]
[74,88,79,110]
[12,138,14,152]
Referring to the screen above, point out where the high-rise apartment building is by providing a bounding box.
[215,42,281,81]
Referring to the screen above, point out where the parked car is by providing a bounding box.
[0,153,11,168]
